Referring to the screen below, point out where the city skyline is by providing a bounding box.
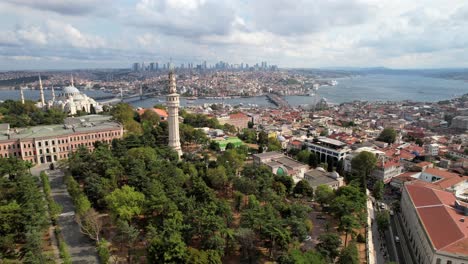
[1,0,468,70]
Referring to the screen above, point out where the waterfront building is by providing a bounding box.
[47,77,102,115]
[0,115,123,164]
[166,69,183,157]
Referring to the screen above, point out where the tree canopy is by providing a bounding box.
[377,128,397,144]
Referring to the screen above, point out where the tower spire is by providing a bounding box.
[71,74,74,87]
[39,74,45,106]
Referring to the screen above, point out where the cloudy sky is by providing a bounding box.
[1,0,468,70]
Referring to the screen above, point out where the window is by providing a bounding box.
[38,142,41,147]
[39,149,42,154]
[436,259,441,264]
[447,261,452,264]
[52,140,55,145]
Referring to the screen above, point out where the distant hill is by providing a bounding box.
[0,75,48,87]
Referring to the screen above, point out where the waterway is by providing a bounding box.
[0,74,466,108]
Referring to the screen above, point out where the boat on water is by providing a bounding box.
[186,96,198,100]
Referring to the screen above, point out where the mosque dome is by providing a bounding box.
[62,86,80,96]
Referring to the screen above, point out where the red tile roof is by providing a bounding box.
[137,108,168,118]
[405,183,468,255]
[415,161,433,168]
[229,112,249,119]
[424,168,461,179]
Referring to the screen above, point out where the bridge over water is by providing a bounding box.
[266,93,290,108]
[94,89,160,104]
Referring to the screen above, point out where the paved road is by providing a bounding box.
[391,213,415,264]
[34,167,99,264]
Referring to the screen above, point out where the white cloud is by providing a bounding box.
[1,0,468,69]
[16,26,48,45]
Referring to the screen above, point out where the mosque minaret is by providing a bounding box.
[166,68,183,157]
[39,74,45,106]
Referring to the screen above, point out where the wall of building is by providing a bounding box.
[0,127,123,164]
[400,188,435,264]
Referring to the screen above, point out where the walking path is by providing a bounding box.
[33,166,99,263]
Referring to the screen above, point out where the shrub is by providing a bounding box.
[97,239,110,264]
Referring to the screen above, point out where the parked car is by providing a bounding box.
[305,235,312,241]
[395,236,400,243]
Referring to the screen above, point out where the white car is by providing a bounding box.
[305,235,312,241]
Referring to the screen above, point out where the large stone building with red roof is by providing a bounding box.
[400,166,468,264]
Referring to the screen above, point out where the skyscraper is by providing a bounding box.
[166,69,182,157]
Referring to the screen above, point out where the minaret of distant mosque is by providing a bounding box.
[39,74,45,106]
[20,87,25,104]
[166,65,182,157]
[51,85,55,102]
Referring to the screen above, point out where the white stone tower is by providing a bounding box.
[20,87,25,104]
[39,74,45,106]
[166,68,182,157]
[51,85,55,101]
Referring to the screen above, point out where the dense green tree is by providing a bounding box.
[377,128,397,144]
[140,110,160,126]
[105,185,145,222]
[206,165,228,191]
[351,151,377,189]
[340,215,359,247]
[110,103,142,134]
[239,128,257,143]
[268,137,282,151]
[296,150,310,164]
[373,180,385,200]
[315,184,334,207]
[0,100,67,127]
[308,152,319,168]
[293,180,314,198]
[337,241,359,264]
[316,232,341,262]
[257,131,269,146]
[376,211,390,234]
[279,249,325,264]
[329,185,367,226]
[274,175,294,194]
